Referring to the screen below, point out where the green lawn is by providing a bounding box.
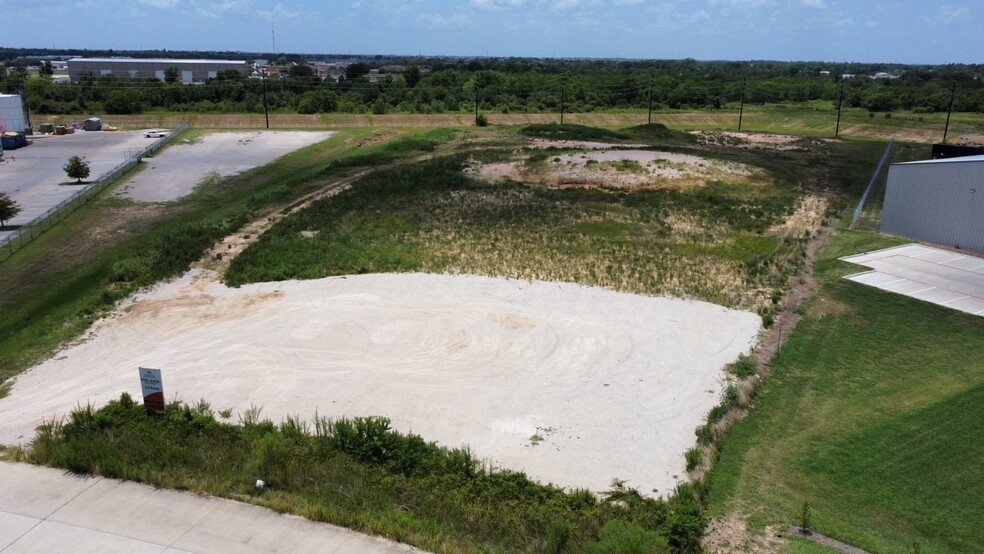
[707,229,984,553]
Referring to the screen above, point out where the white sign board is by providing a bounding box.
[138,367,165,413]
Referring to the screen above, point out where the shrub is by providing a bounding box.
[798,500,812,533]
[476,113,489,127]
[546,519,572,553]
[733,354,758,379]
[585,520,669,553]
[685,447,702,472]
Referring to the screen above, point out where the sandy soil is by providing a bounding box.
[475,149,759,191]
[694,131,834,151]
[0,272,759,497]
[115,131,334,202]
[528,139,648,150]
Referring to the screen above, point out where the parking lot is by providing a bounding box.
[0,130,159,240]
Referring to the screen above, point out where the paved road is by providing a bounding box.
[0,462,421,553]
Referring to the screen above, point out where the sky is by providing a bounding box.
[5,0,979,64]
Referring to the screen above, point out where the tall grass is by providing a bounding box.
[226,153,803,312]
[30,393,708,553]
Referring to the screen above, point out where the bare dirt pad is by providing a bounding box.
[473,149,761,191]
[0,273,759,496]
[116,131,334,202]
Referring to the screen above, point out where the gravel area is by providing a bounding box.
[0,272,760,497]
[116,131,334,202]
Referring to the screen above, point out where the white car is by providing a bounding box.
[145,129,168,138]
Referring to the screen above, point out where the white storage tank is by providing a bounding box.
[0,94,28,134]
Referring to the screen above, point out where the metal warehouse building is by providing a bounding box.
[68,58,248,83]
[0,94,29,134]
[881,155,984,254]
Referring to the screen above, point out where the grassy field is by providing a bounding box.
[226,124,886,315]
[706,229,984,553]
[37,104,984,143]
[5,117,961,552]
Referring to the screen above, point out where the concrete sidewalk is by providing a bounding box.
[841,244,984,317]
[0,462,421,553]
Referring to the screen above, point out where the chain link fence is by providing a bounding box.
[0,122,190,264]
[850,139,896,229]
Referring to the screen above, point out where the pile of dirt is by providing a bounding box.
[473,148,762,191]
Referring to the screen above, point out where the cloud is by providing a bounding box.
[921,5,971,25]
[138,0,179,7]
[800,0,826,8]
[418,11,472,29]
[257,3,299,22]
[470,0,528,10]
[194,0,251,18]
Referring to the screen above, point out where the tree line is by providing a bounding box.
[3,56,983,116]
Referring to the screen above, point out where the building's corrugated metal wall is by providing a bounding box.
[881,160,984,253]
[68,59,247,83]
[0,94,27,133]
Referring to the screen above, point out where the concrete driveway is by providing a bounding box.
[0,462,420,553]
[841,244,984,317]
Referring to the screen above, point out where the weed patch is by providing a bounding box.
[227,154,802,311]
[30,394,708,553]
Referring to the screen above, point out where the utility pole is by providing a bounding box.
[560,83,566,125]
[943,80,956,143]
[262,72,270,129]
[835,77,845,138]
[738,79,746,132]
[475,82,480,125]
[647,76,654,125]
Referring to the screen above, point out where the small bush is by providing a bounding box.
[733,354,758,379]
[585,520,668,553]
[798,500,812,533]
[685,447,702,472]
[475,113,489,127]
[546,519,572,553]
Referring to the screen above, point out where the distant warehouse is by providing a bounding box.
[68,58,248,83]
[881,155,984,254]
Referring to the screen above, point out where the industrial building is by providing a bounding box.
[68,58,249,83]
[0,94,29,134]
[881,155,984,254]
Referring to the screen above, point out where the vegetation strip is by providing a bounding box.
[26,395,706,553]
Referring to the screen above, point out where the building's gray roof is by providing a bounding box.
[69,58,246,64]
[897,154,984,166]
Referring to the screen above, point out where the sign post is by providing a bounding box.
[138,367,165,413]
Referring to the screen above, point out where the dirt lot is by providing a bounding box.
[474,148,762,190]
[0,271,760,497]
[116,131,335,202]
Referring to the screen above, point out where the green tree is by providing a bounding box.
[40,60,54,76]
[405,65,421,88]
[64,155,91,183]
[164,66,179,84]
[0,192,22,229]
[346,62,371,80]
